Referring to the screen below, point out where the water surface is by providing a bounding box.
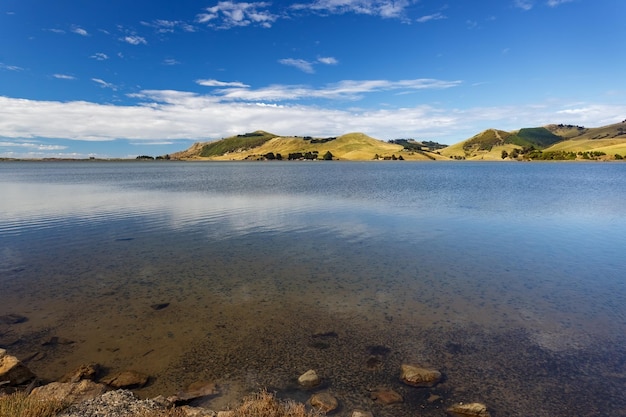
[1,161,625,416]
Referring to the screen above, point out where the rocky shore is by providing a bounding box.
[1,348,490,416]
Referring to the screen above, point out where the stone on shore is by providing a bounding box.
[370,387,403,405]
[309,391,339,414]
[446,402,491,417]
[298,369,321,388]
[351,411,374,417]
[101,370,149,389]
[30,380,108,404]
[400,364,442,387]
[0,348,35,385]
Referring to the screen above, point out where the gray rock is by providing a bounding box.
[56,389,163,417]
[298,369,320,388]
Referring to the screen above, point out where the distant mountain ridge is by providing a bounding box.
[169,121,626,161]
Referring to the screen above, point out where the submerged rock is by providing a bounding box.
[0,348,35,385]
[0,314,28,325]
[446,402,491,417]
[351,411,374,417]
[102,370,149,389]
[151,303,170,310]
[59,363,101,383]
[370,387,403,405]
[400,364,442,387]
[172,380,218,402]
[298,369,321,388]
[310,391,339,413]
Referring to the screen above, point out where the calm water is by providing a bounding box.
[1,161,625,416]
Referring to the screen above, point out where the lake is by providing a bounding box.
[1,161,625,416]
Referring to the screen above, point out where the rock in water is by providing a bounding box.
[370,387,403,405]
[173,381,218,402]
[400,364,442,387]
[351,411,374,417]
[0,349,35,385]
[310,392,339,413]
[102,370,149,389]
[446,402,491,417]
[60,363,101,383]
[298,369,321,388]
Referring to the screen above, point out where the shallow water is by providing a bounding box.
[1,161,625,416]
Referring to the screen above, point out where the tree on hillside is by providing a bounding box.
[323,151,333,160]
[501,150,509,159]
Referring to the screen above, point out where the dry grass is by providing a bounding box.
[230,390,322,417]
[133,408,187,417]
[0,391,67,417]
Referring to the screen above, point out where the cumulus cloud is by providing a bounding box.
[1,94,624,146]
[197,1,278,28]
[122,35,147,45]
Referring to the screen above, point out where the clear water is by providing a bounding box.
[1,161,625,416]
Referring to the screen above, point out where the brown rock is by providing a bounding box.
[447,402,491,417]
[30,380,108,404]
[0,349,35,385]
[102,370,149,388]
[351,410,374,417]
[370,387,403,405]
[400,364,442,387]
[59,363,101,383]
[298,369,320,388]
[0,314,28,324]
[310,392,339,414]
[175,381,218,401]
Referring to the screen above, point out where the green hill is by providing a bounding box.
[440,121,626,160]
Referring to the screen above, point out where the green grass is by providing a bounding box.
[200,131,277,157]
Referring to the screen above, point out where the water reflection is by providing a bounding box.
[1,162,625,416]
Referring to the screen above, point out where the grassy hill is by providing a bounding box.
[171,132,447,161]
[439,121,626,160]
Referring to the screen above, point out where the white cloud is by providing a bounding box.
[514,0,534,10]
[293,0,412,19]
[0,63,23,71]
[91,52,109,61]
[197,1,278,29]
[122,35,147,45]
[72,26,89,36]
[53,74,76,80]
[142,19,196,33]
[196,79,250,88]
[547,0,573,6]
[163,58,181,66]
[416,12,446,23]
[0,141,67,151]
[279,58,315,73]
[318,56,338,65]
[92,78,117,90]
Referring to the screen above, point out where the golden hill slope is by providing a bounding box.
[172,132,446,161]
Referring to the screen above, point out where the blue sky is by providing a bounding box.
[1,0,624,158]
